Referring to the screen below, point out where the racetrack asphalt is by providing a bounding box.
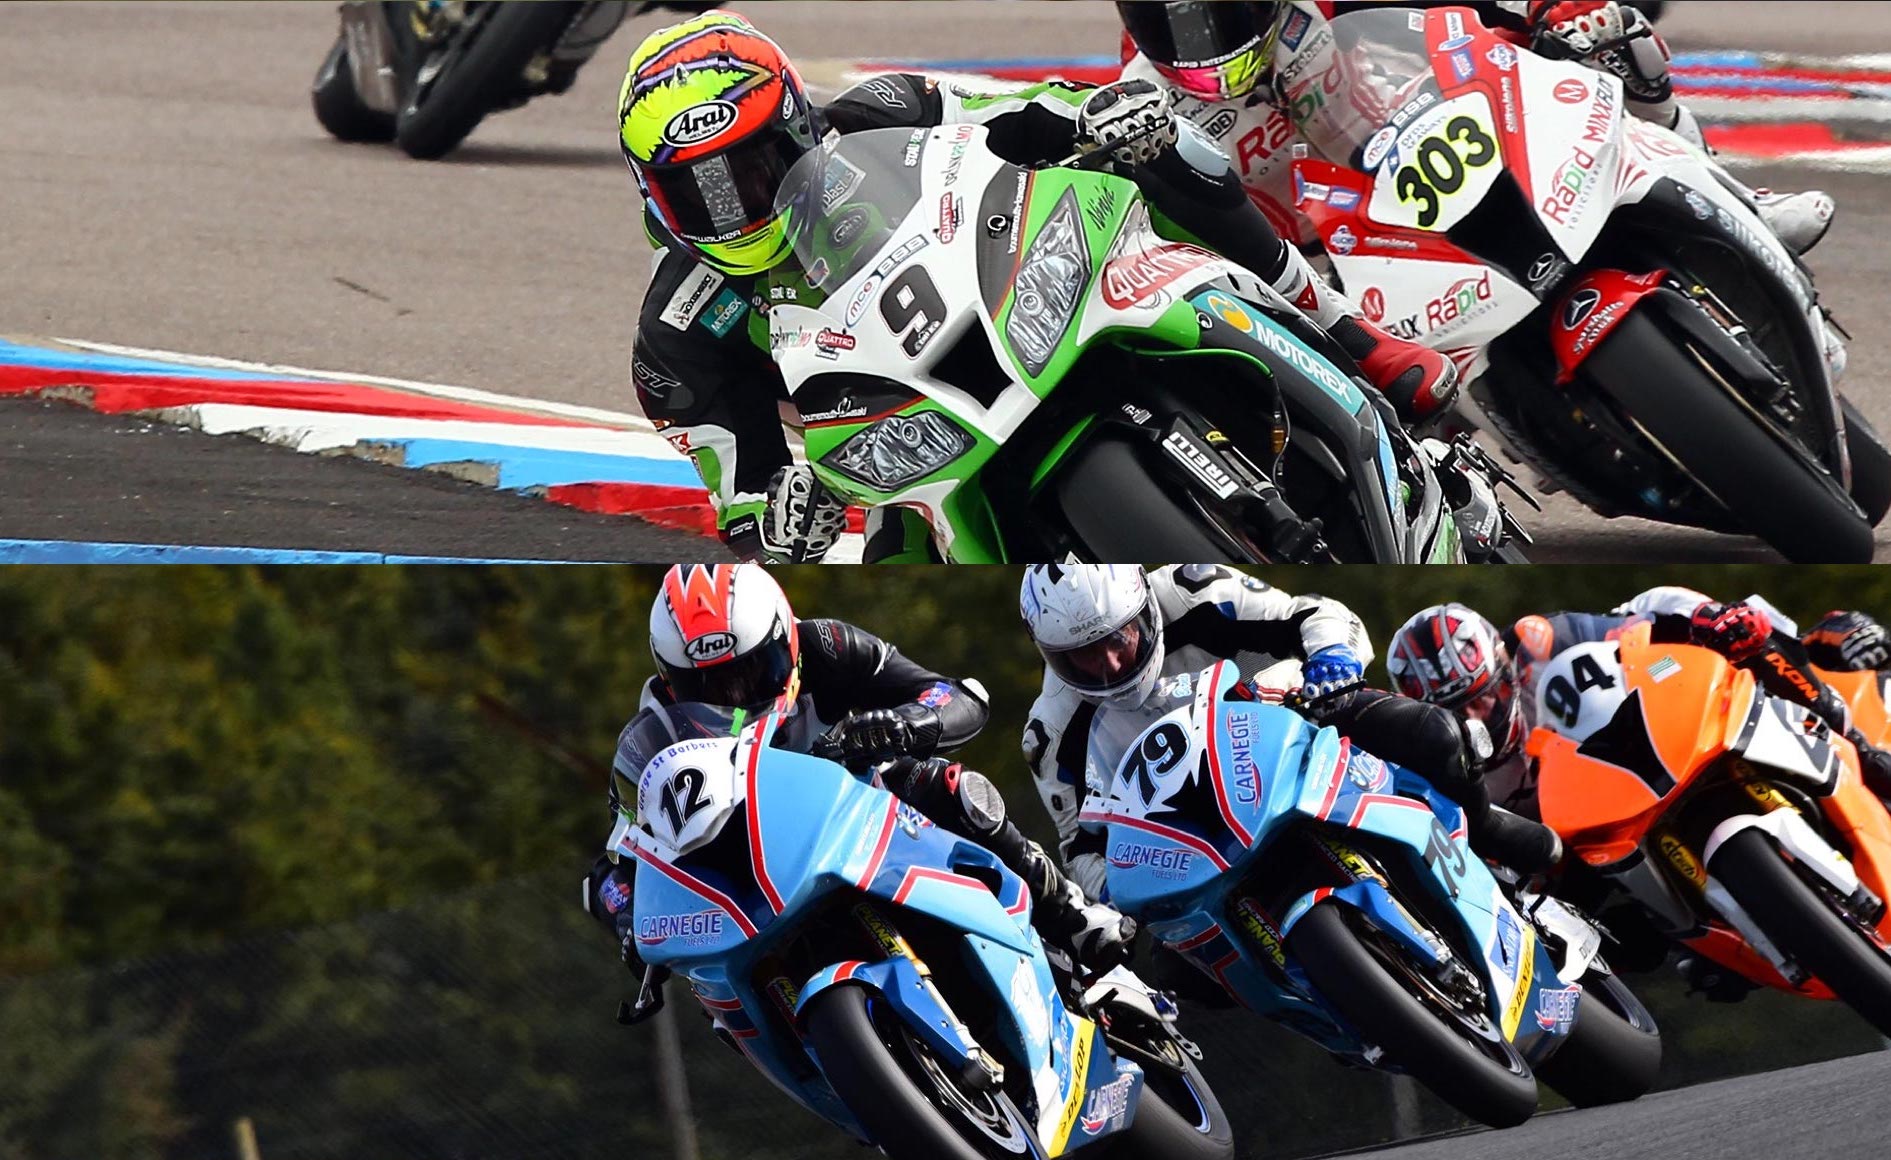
[1335,1048,1891,1159]
[0,396,721,561]
[6,1,1891,559]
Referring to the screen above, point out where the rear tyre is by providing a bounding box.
[805,985,1033,1160]
[1056,433,1251,561]
[1841,394,1891,526]
[312,36,396,143]
[1287,902,1540,1128]
[1708,826,1891,1036]
[1532,972,1662,1107]
[395,3,580,160]
[1582,310,1874,563]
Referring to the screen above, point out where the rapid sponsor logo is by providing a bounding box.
[1079,1073,1136,1135]
[1236,112,1297,175]
[1535,984,1582,1033]
[637,909,728,946]
[1102,244,1217,310]
[1425,271,1493,332]
[1541,84,1616,225]
[1107,842,1196,876]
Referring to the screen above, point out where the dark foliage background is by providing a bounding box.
[1,565,1884,1159]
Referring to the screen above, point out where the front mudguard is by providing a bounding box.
[1277,879,1451,971]
[795,956,995,1084]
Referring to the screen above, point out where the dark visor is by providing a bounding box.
[1044,606,1160,694]
[662,630,795,711]
[1118,1,1270,68]
[645,122,808,243]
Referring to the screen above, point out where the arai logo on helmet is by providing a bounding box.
[683,631,738,662]
[663,101,740,147]
[1563,288,1603,330]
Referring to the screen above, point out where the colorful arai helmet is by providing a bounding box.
[619,11,819,277]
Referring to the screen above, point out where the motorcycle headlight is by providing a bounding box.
[1004,188,1090,378]
[823,410,976,493]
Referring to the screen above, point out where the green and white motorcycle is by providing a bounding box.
[765,125,1535,563]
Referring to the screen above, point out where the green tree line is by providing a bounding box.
[1,565,1887,1159]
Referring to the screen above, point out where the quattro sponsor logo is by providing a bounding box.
[637,909,727,946]
[1103,244,1217,309]
[814,328,857,360]
[939,193,963,244]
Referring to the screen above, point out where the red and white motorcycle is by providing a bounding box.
[1288,5,1889,563]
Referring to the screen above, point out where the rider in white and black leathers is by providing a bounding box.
[1020,564,1562,909]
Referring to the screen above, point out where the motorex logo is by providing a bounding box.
[1196,293,1364,409]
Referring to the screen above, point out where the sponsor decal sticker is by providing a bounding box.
[599,875,631,915]
[701,287,748,337]
[1449,49,1476,83]
[1362,126,1399,172]
[1493,906,1522,968]
[938,193,962,244]
[1648,655,1682,682]
[1535,984,1582,1033]
[1360,287,1386,322]
[918,681,955,708]
[1554,78,1590,105]
[846,277,880,327]
[1226,710,1260,803]
[1329,224,1358,256]
[1426,271,1493,332]
[637,909,728,946]
[660,266,726,331]
[1329,187,1361,211]
[1102,244,1217,310]
[1107,842,1196,876]
[814,328,856,360]
[1079,1073,1135,1135]
[861,77,907,109]
[1487,44,1519,71]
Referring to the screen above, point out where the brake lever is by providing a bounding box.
[617,964,672,1026]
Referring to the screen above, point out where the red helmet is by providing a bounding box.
[1387,604,1525,762]
[649,564,801,711]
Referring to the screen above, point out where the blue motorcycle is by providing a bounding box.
[1084,664,1661,1127]
[616,702,1234,1160]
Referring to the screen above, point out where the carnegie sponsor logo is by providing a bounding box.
[1102,244,1216,309]
[1225,710,1260,803]
[637,909,727,946]
[1107,842,1196,875]
[1425,271,1494,332]
[1079,1073,1135,1135]
[1535,984,1582,1033]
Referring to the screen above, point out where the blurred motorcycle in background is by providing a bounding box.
[312,0,712,159]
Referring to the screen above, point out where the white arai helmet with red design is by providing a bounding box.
[1386,603,1525,762]
[649,563,801,711]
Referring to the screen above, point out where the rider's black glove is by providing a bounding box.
[832,703,944,763]
[1848,730,1891,800]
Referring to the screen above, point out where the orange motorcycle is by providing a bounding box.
[1818,664,1891,749]
[1527,629,1891,1032]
